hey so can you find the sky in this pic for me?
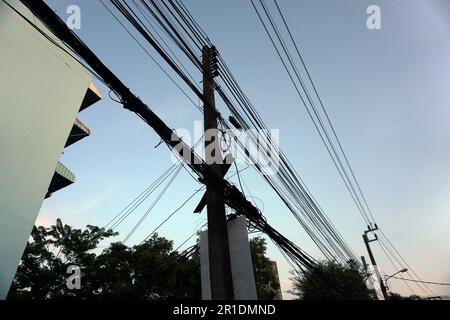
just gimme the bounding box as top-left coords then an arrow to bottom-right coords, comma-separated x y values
37,0 -> 450,299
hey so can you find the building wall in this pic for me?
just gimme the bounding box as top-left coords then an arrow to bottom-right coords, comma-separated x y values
269,261 -> 283,300
0,0 -> 93,299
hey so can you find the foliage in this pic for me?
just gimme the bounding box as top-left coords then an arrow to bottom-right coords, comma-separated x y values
8,221 -> 277,300
8,219 -> 117,299
289,260 -> 373,300
389,292 -> 422,300
8,220 -> 200,300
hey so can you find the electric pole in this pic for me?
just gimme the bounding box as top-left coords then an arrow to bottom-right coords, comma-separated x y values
363,225 -> 389,300
202,45 -> 234,300
361,255 -> 379,300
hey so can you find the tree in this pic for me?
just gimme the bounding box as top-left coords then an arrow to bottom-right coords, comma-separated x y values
250,237 -> 280,300
8,219 -> 117,300
389,292 -> 422,300
8,221 -> 277,300
90,234 -> 201,300
289,260 -> 373,300
8,220 -> 201,300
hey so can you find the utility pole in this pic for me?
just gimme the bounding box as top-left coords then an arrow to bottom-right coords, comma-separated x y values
202,45 -> 234,300
22,0 -> 299,301
363,225 -> 389,300
361,255 -> 379,300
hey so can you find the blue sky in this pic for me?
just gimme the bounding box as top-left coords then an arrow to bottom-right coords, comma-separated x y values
38,0 -> 450,298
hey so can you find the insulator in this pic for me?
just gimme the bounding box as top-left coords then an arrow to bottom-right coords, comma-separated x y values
210,56 -> 218,65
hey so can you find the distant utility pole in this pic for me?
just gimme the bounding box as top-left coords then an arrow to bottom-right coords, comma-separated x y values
361,255 -> 379,300
202,45 -> 234,300
363,225 -> 389,300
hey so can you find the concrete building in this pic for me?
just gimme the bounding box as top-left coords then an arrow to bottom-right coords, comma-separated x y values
0,0 -> 101,299
268,260 -> 283,300
46,84 -> 101,199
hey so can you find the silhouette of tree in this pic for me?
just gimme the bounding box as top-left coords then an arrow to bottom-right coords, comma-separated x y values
9,221 -> 277,300
289,260 -> 373,300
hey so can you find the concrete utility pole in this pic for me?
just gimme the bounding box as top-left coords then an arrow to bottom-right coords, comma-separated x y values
202,45 -> 234,300
361,255 -> 379,300
363,226 -> 389,300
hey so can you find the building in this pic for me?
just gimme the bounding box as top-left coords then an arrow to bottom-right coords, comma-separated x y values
0,0 -> 101,299
268,260 -> 283,300
46,84 -> 101,198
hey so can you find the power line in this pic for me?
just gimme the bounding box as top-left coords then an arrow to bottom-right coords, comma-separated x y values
173,222 -> 207,253
389,277 -> 450,286
273,0 -> 376,224
140,186 -> 205,244
106,0 -> 360,265
120,136 -> 205,243
377,237 -> 416,295
98,0 -> 201,112
1,0 -> 109,88
122,164 -> 183,243
109,164 -> 180,231
379,230 -> 437,296
109,0 -> 357,266
103,164 -> 179,230
18,0 -> 367,295
251,0 -> 435,295
251,0 -> 372,226
17,0 -> 360,280
132,0 -> 201,91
